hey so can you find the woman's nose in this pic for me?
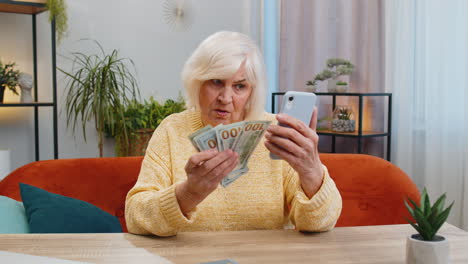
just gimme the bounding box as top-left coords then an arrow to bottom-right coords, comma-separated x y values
218,86 -> 233,104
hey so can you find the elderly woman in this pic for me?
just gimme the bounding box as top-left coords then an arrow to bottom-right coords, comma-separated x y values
125,31 -> 342,236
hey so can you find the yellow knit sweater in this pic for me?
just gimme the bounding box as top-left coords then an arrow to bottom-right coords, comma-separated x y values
125,110 -> 342,236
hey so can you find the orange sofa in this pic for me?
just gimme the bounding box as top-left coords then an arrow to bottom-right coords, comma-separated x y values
0,154 -> 420,232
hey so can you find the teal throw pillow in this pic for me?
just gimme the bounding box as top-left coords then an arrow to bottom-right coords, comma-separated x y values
19,183 -> 122,233
0,196 -> 30,234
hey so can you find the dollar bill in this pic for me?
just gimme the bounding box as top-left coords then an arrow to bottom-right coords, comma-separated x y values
232,120 -> 271,168
189,125 -> 213,151
188,120 -> 271,187
221,120 -> 271,187
192,124 -> 221,151
216,121 -> 245,151
221,167 -> 249,187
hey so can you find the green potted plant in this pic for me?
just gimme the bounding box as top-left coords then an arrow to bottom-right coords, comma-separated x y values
106,96 -> 186,157
405,188 -> 454,264
331,105 -> 355,132
46,0 -> 68,44
59,40 -> 139,157
308,58 -> 354,92
0,60 -> 20,103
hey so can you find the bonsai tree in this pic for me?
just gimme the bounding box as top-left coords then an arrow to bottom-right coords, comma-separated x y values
0,60 -> 20,103
307,58 -> 355,85
46,0 -> 68,44
105,96 -> 186,156
60,40 -> 140,157
405,188 -> 454,241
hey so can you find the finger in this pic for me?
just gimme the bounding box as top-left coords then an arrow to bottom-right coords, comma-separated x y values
266,124 -> 310,149
309,107 -> 318,131
276,114 -> 315,139
265,132 -> 306,158
211,153 -> 239,182
265,141 -> 297,164
197,150 -> 235,176
185,149 -> 218,171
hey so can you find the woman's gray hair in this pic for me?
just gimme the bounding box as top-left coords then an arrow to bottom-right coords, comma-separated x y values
181,31 -> 266,120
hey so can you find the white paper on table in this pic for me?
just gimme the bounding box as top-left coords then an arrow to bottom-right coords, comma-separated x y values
0,250 -> 90,263
0,249 -> 174,264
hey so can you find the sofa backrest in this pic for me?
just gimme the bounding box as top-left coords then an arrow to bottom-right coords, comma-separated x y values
0,157 -> 143,232
320,154 -> 420,227
0,154 -> 420,232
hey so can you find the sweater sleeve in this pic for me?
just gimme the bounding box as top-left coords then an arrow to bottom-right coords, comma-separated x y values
125,121 -> 197,237
283,163 -> 342,232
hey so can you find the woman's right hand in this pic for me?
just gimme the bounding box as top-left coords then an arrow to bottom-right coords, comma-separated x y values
176,149 -> 238,215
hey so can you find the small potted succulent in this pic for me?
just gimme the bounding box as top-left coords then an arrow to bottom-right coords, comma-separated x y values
331,105 -> 355,132
405,188 -> 454,264
308,58 -> 355,92
0,60 -> 20,103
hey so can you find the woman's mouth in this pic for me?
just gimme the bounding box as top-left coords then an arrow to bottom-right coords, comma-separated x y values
215,109 -> 230,118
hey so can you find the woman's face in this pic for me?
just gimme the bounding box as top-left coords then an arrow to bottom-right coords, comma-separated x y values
199,66 -> 253,126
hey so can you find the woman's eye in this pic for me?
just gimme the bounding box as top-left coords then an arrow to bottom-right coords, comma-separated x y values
234,84 -> 246,90
211,79 -> 223,86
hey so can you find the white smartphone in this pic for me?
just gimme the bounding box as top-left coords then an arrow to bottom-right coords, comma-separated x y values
270,91 -> 317,160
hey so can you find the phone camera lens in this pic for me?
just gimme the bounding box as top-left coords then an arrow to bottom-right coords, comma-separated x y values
288,96 -> 294,101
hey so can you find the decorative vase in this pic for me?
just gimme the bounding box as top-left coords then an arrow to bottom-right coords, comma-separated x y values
327,79 -> 338,92
305,85 -> 317,93
406,234 -> 449,264
18,73 -> 33,103
331,105 -> 355,132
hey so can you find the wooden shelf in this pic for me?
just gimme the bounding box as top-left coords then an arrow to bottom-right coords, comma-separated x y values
317,129 -> 388,138
0,102 -> 53,107
0,0 -> 46,15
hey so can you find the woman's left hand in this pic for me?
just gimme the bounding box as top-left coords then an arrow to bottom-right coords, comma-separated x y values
264,107 -> 324,199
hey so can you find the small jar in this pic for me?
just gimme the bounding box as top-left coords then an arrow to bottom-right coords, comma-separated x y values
331,105 -> 355,132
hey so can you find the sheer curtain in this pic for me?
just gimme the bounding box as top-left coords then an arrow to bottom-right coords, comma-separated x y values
386,0 -> 468,229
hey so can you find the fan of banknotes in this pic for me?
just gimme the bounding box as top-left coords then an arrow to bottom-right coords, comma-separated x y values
189,120 -> 271,187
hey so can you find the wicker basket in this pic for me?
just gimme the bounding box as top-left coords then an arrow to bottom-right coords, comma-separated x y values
116,128 -> 154,157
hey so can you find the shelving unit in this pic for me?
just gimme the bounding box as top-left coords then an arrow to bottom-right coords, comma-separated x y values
271,92 -> 392,161
0,0 -> 58,161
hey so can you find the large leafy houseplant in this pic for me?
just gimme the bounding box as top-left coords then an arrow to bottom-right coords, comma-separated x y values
106,96 -> 186,156
405,188 -> 454,264
0,60 -> 20,103
60,41 -> 139,157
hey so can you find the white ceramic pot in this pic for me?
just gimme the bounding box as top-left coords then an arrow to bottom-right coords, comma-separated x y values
406,234 -> 449,264
336,84 -> 348,93
327,79 -> 338,92
305,85 -> 317,93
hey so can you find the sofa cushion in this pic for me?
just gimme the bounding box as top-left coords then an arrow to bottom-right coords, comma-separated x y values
20,183 -> 122,233
0,196 -> 29,234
